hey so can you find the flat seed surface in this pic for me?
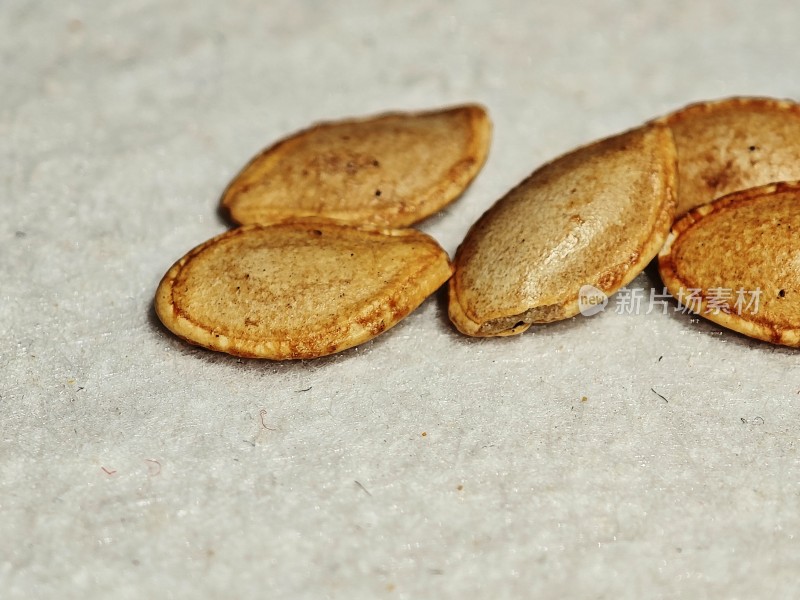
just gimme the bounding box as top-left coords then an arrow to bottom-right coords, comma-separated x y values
221,104 -> 491,228
449,123 -> 677,336
155,220 -> 453,359
658,96 -> 800,216
659,181 -> 800,347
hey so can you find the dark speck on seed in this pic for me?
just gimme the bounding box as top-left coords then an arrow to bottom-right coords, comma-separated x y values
375,189 -> 382,197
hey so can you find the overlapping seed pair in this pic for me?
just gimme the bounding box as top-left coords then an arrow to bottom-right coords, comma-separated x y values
156,105 -> 491,359
657,98 -> 800,346
451,96 -> 800,347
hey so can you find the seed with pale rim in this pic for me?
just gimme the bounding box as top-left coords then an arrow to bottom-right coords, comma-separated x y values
449,122 -> 677,337
221,105 -> 491,228
656,96 -> 800,216
155,219 -> 453,359
659,180 -> 800,347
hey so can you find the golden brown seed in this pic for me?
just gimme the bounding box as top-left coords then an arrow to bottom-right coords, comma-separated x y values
656,96 -> 800,216
155,220 -> 453,359
449,123 -> 677,337
658,181 -> 800,347
221,105 -> 491,228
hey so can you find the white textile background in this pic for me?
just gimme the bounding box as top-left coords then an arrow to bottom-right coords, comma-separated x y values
2,1 -> 799,598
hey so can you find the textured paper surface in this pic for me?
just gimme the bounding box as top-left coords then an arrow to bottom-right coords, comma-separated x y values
2,1 -> 799,598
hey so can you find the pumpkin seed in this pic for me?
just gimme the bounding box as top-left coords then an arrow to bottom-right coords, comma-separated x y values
659,180 -> 800,347
657,96 -> 800,216
449,123 -> 677,336
155,219 -> 453,359
221,105 -> 491,228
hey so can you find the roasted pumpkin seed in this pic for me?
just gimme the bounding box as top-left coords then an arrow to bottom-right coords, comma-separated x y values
221,105 -> 491,228
155,219 -> 453,359
657,96 -> 800,216
659,180 -> 800,347
449,123 -> 677,336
